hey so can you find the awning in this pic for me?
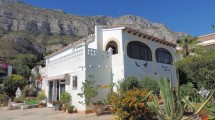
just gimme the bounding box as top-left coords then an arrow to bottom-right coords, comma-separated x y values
42,74 -> 66,81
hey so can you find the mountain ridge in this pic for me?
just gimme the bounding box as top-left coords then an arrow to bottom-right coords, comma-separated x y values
0,0 -> 185,57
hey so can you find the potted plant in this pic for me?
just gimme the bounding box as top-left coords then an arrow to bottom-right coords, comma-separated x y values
60,92 -> 71,112
91,101 -> 106,116
105,82 -> 115,112
57,100 -> 62,111
77,75 -> 106,116
67,104 -> 74,113
37,90 -> 46,108
52,101 -> 57,110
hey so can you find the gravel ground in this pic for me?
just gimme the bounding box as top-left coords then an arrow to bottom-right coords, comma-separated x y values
0,107 -> 115,120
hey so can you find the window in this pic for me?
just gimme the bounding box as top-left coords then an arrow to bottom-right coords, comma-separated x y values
156,48 -> 172,64
73,76 -> 77,90
105,41 -> 118,54
127,41 -> 152,61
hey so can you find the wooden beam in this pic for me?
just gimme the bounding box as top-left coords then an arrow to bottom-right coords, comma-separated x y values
138,33 -> 142,37
163,41 -> 168,45
142,35 -> 147,38
133,32 -> 137,35
151,37 -> 156,41
127,30 -> 132,34
155,38 -> 160,42
147,36 -> 152,40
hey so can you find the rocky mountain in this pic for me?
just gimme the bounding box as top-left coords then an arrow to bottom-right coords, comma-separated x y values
0,0 -> 185,57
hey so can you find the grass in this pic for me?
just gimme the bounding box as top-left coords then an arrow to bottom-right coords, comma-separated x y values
26,99 -> 39,105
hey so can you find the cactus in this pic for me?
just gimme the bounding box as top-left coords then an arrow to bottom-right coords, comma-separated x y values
146,77 -> 214,120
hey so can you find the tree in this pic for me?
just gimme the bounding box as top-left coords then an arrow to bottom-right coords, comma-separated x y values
3,74 -> 27,97
176,49 -> 215,89
31,65 -> 42,91
11,60 -> 31,78
175,35 -> 202,58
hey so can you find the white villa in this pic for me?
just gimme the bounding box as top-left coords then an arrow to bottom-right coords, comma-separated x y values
39,26 -> 177,113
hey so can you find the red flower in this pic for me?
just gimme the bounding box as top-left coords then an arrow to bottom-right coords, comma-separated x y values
0,63 -> 9,69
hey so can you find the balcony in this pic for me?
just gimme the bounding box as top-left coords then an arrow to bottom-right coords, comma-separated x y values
44,45 -> 111,76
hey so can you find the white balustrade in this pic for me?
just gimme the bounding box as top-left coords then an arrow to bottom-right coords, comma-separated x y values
44,46 -> 111,76
87,48 -> 110,58
47,48 -> 84,66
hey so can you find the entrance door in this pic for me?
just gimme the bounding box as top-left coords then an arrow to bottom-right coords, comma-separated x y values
56,80 -> 65,101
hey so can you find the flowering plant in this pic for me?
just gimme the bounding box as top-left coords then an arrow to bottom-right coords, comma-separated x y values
110,89 -> 153,120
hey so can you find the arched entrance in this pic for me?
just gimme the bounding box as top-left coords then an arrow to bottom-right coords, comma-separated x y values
105,41 -> 118,54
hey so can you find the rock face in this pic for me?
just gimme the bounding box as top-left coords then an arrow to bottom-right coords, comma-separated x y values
0,0 -> 185,56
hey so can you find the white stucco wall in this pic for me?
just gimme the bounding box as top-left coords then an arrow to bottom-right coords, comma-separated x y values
122,32 -> 177,85
102,28 -> 125,91
66,71 -> 86,111
88,26 -> 105,50
85,48 -> 112,106
46,46 -> 85,76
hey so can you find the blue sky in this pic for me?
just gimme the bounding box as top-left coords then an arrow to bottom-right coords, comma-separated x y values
23,0 -> 215,36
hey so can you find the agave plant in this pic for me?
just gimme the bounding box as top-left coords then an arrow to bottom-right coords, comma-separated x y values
146,77 -> 214,120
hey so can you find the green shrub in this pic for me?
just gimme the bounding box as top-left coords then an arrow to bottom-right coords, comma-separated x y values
67,104 -> 74,113
179,82 -> 201,103
3,74 -> 27,97
37,90 -> 46,102
0,94 -> 8,102
110,89 -> 153,120
119,76 -> 140,92
13,94 -> 25,103
28,89 -> 37,97
22,85 -> 30,96
22,85 -> 37,97
140,77 -> 159,93
60,92 -> 71,105
77,75 -> 98,105
0,85 -> 4,94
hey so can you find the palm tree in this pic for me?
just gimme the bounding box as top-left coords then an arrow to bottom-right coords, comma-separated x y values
175,35 -> 201,58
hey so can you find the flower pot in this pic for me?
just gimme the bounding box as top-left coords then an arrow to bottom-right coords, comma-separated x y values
62,107 -> 66,112
108,105 -> 114,113
73,109 -> 77,113
57,103 -> 62,111
38,103 -> 46,108
67,110 -> 73,114
91,104 -> 106,116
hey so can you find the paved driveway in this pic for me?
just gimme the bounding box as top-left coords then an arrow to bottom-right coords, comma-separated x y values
0,107 -> 115,120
